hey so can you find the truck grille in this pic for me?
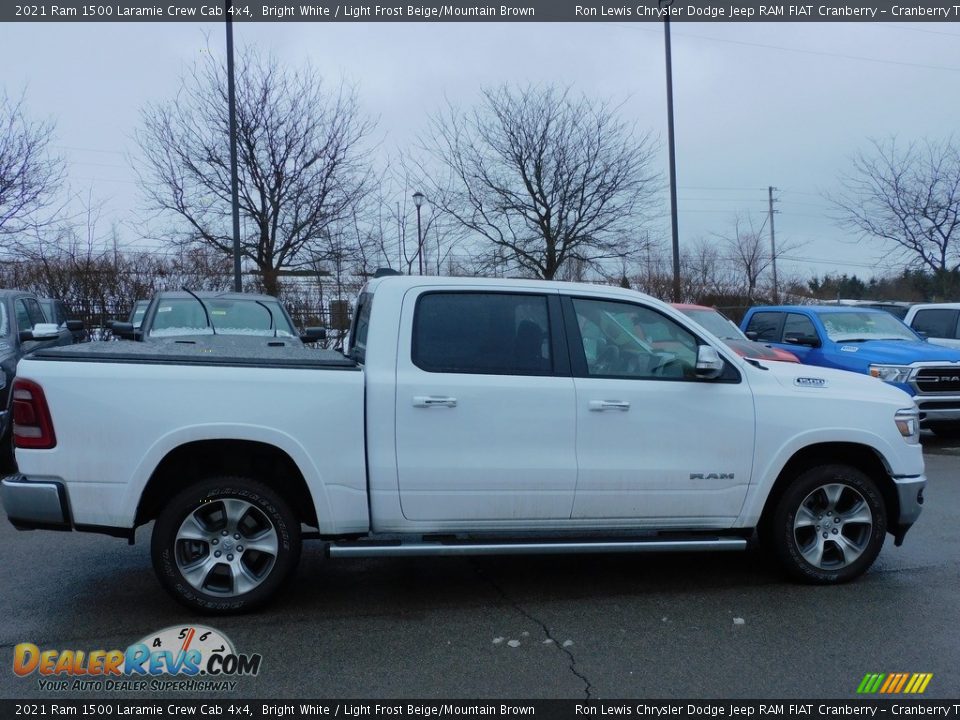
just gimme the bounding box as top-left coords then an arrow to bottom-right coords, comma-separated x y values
915,368 -> 960,393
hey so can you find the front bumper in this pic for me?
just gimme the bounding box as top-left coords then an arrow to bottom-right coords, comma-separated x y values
891,474 -> 925,546
0,474 -> 70,531
914,396 -> 960,423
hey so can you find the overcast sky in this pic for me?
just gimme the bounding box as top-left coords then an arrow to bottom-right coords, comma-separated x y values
3,20 -> 960,283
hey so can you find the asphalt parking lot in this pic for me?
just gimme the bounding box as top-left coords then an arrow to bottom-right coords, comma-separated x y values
1,442 -> 957,701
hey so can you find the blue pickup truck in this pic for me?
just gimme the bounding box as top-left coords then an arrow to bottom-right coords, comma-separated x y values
741,305 -> 960,438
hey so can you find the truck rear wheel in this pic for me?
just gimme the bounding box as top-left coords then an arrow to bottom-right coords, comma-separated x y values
771,465 -> 886,584
151,476 -> 301,613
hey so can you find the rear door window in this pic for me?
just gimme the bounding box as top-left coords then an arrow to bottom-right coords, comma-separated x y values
413,292 -> 552,375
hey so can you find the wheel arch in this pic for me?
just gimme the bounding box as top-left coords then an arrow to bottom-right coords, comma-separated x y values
757,442 -> 899,538
135,439 -> 319,529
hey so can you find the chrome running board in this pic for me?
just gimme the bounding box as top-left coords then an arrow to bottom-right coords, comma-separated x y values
327,537 -> 747,558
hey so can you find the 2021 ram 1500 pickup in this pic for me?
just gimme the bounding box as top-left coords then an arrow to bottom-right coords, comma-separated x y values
1,276 -> 926,612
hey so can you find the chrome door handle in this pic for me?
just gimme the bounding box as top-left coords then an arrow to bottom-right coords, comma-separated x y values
589,400 -> 630,411
413,395 -> 458,408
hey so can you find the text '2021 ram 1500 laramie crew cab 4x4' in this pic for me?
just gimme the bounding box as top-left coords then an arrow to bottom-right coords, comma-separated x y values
2,276 -> 925,612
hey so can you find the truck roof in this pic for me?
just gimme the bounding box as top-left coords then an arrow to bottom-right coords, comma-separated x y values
748,305 -> 893,315
363,274 -> 664,303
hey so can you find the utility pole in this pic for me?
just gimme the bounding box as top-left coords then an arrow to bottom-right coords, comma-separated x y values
226,0 -> 242,292
663,16 -> 681,303
768,185 -> 778,303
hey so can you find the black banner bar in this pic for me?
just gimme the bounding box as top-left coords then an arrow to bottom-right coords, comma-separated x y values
3,700 -> 960,720
4,0 -> 960,23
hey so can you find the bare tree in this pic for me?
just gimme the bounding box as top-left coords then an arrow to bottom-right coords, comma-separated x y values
833,137 -> 960,275
684,237 -> 729,300
135,48 -> 375,296
0,90 -> 64,240
422,84 -> 661,280
721,215 -> 770,303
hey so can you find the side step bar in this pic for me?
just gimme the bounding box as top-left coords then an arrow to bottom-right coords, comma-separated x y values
328,537 -> 747,558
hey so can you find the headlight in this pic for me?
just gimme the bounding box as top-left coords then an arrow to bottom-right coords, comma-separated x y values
869,365 -> 912,383
895,408 -> 920,444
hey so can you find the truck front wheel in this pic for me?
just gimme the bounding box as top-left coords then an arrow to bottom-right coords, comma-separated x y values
151,476 -> 301,613
771,465 -> 886,584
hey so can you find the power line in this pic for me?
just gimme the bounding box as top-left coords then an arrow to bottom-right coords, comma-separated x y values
780,255 -> 884,269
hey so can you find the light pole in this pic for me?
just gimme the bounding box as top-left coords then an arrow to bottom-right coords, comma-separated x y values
663,14 -> 681,303
225,0 -> 242,292
413,191 -> 425,275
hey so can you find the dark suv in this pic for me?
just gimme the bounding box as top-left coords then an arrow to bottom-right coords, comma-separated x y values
0,290 -> 77,472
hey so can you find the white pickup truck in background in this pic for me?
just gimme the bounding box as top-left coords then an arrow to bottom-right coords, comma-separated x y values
1,275 -> 926,612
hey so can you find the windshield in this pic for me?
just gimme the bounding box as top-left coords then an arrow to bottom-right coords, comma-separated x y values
681,308 -> 746,341
816,310 -> 918,342
148,298 -> 297,338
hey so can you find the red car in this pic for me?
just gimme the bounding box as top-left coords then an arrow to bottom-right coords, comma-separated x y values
673,304 -> 799,363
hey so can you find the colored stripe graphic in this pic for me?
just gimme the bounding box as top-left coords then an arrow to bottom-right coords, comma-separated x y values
857,672 -> 932,694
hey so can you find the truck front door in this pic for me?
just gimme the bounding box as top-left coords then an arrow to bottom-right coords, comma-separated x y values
565,297 -> 755,525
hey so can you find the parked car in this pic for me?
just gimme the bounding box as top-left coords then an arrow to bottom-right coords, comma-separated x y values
822,300 -> 913,320
903,303 -> 960,349
3,276 -> 924,612
0,290 -> 76,472
673,304 -> 799,363
741,305 -> 960,437
38,298 -> 85,343
112,291 -> 324,346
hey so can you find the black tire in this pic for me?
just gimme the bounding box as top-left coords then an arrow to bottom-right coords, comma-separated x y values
771,464 -> 886,584
929,422 -> 960,440
151,476 -> 301,613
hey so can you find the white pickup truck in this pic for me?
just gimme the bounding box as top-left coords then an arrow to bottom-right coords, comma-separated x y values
2,276 -> 926,612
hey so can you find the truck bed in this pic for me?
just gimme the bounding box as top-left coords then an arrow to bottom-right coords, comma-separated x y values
28,339 -> 358,370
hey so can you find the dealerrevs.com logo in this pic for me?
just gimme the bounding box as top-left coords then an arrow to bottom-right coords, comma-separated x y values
13,625 -> 261,692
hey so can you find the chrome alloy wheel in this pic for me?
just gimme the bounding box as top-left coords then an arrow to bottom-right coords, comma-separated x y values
175,498 -> 279,597
793,482 -> 874,570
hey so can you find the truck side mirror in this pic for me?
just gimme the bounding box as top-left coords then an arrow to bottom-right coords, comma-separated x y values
300,327 -> 327,343
20,323 -> 62,343
695,345 -> 724,380
745,330 -> 759,341
112,322 -> 137,340
66,320 -> 85,332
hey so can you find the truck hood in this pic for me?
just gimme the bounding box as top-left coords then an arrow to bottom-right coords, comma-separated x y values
754,357 -> 914,404
831,339 -> 960,365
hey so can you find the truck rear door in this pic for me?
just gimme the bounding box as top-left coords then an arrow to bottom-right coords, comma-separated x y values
394,288 -> 577,522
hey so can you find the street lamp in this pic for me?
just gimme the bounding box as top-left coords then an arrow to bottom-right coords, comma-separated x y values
413,191 -> 425,275
225,0 -> 241,292
663,13 -> 681,303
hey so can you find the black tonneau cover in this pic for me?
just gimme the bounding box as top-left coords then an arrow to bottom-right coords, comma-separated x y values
28,338 -> 358,370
